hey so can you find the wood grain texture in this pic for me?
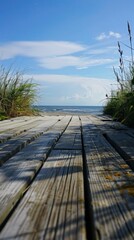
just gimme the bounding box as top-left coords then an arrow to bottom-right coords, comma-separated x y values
104,132 -> 134,171
0,115 -> 134,240
0,116 -> 63,143
0,150 -> 86,240
0,116 -> 64,165
81,116 -> 134,240
87,115 -> 134,171
55,116 -> 82,150
0,116 -> 71,229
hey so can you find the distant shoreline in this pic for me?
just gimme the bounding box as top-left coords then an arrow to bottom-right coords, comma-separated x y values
34,105 -> 104,116
38,111 -> 104,117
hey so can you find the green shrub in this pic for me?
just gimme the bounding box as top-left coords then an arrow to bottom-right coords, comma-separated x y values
104,23 -> 134,128
104,98 -> 118,116
104,91 -> 134,127
0,66 -> 37,118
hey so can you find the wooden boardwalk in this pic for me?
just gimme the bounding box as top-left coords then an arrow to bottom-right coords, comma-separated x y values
0,114 -> 133,239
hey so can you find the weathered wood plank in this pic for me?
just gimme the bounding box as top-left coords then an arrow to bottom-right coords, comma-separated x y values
55,116 -> 82,150
0,114 -> 133,240
0,116 -> 32,126
84,115 -> 134,171
0,116 -> 71,229
0,118 -> 46,135
54,132 -> 82,150
104,132 -> 134,171
0,116 -> 64,166
0,116 -> 38,131
0,118 -> 41,143
87,114 -> 127,133
0,116 -> 63,143
81,116 -> 134,240
0,150 -> 86,240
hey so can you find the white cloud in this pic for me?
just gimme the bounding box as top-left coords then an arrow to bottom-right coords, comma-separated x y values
62,93 -> 88,101
89,46 -> 117,55
65,79 -> 115,105
62,85 -> 92,102
39,56 -> 114,69
25,73 -> 116,105
0,41 -> 115,69
0,41 -> 86,60
26,73 -> 113,85
77,66 -> 89,70
109,31 -> 121,38
96,33 -> 108,41
39,56 -> 80,69
96,31 -> 121,41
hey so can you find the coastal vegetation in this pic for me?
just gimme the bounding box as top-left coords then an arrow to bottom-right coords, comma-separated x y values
0,66 -> 37,120
104,22 -> 134,127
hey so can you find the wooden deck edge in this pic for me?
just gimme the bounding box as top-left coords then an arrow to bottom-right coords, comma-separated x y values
0,162 -> 43,230
103,133 -> 134,171
0,116 -> 69,167
0,131 -> 45,167
0,117 -> 72,230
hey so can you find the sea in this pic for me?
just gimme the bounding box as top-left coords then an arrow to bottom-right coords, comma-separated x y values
35,105 -> 104,116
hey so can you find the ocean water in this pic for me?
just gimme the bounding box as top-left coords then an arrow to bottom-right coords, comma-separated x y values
35,105 -> 104,116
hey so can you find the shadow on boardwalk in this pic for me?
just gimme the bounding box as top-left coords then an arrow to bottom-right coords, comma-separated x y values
0,117 -> 134,239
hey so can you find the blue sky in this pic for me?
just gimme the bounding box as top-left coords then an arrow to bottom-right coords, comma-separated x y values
0,0 -> 134,106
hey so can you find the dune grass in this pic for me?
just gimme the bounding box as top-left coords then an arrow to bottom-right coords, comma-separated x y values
0,66 -> 37,120
104,90 -> 134,127
104,23 -> 134,128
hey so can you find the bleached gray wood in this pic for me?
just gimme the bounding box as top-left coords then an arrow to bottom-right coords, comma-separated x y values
54,132 -> 82,150
87,115 -> 134,171
55,116 -> 82,150
0,116 -> 71,228
81,116 -> 134,240
0,116 -> 63,143
0,150 -> 86,240
0,116 -> 32,126
0,117 -> 37,131
86,114 -> 120,134
0,116 -> 64,165
0,119 -> 42,143
105,132 -> 134,171
1,114 -> 134,239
